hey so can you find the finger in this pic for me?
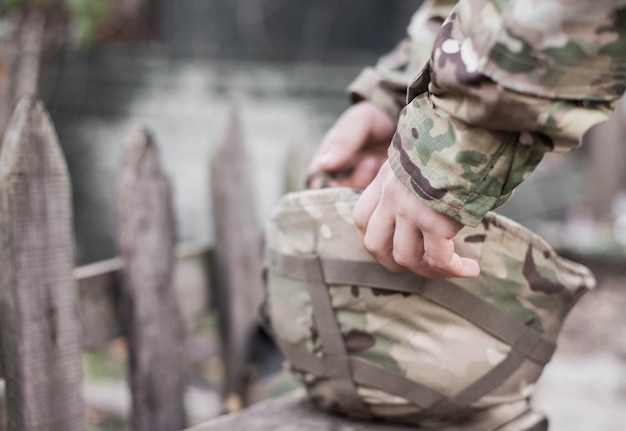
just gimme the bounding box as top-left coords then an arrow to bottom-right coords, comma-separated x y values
422,233 -> 480,278
328,156 -> 385,190
391,215 -> 425,273
314,102 -> 393,172
311,105 -> 370,171
309,102 -> 395,175
363,206 -> 405,272
391,221 -> 458,279
352,180 -> 380,236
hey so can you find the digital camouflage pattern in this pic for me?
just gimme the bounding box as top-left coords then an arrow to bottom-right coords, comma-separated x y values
263,188 -> 594,429
350,0 -> 626,226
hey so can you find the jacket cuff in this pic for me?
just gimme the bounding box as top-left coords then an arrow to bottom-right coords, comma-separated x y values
388,94 -> 550,227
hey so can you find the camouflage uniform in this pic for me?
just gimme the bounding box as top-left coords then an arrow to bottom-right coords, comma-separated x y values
349,0 -> 626,226
263,1 -> 626,429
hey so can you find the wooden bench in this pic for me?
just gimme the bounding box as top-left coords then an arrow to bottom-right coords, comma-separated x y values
189,385 -> 559,431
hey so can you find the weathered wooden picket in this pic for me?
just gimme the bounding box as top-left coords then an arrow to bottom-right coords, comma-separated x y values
210,108 -> 265,411
117,128 -> 187,431
0,96 -> 85,431
0,96 -> 264,431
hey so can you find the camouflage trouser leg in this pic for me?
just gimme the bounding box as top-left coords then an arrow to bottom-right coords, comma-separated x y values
264,188 -> 595,431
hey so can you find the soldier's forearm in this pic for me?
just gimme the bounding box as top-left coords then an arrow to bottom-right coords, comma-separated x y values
392,0 -> 626,225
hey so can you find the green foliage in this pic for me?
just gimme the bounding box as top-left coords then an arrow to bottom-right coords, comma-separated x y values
0,0 -> 56,14
0,0 -> 114,43
66,0 -> 113,43
0,0 -> 22,13
83,340 -> 128,381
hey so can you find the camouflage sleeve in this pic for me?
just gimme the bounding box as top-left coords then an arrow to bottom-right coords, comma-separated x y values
390,0 -> 626,227
347,0 -> 458,120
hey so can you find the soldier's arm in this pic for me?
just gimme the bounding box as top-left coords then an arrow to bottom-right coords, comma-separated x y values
390,0 -> 626,227
354,0 -> 626,278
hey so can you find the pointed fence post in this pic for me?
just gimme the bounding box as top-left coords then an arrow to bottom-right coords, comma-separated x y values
117,127 -> 187,431
210,108 -> 264,409
0,96 -> 85,431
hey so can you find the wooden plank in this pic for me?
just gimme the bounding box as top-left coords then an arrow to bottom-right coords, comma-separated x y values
117,127 -> 186,431
184,391 -> 418,431
185,391 -> 548,431
0,96 -> 85,431
210,107 -> 264,408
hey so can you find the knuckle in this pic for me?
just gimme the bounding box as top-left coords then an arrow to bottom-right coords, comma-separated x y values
385,264 -> 406,273
392,249 -> 412,268
424,254 -> 446,269
395,206 -> 410,219
362,236 -> 378,255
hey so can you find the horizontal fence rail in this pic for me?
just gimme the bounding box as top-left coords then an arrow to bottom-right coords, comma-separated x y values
75,240 -> 212,350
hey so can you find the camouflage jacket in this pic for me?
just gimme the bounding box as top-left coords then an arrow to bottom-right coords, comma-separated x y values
349,0 -> 626,226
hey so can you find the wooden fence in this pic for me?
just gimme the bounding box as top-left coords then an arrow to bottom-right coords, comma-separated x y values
0,96 -> 267,431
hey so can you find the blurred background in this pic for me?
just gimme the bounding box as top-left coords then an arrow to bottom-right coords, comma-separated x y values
0,1 -> 625,430
2,0 -> 420,265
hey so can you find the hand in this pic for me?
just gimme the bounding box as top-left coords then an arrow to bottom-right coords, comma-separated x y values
307,101 -> 395,190
353,161 -> 480,278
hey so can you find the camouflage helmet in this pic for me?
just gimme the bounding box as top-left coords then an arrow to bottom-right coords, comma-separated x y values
262,187 -> 594,429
